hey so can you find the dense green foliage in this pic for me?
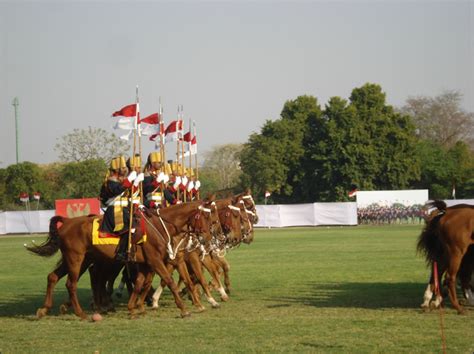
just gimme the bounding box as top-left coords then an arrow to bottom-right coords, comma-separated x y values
0,159 -> 107,210
1,226 -> 473,353
240,84 -> 474,202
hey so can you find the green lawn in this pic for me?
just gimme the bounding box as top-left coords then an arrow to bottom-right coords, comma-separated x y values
0,225 -> 473,353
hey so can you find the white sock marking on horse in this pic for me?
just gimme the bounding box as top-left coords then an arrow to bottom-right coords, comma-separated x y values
152,285 -> 164,309
421,283 -> 432,308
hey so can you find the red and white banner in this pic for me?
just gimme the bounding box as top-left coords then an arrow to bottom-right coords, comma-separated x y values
112,103 -> 137,117
165,120 -> 183,143
55,198 -> 101,218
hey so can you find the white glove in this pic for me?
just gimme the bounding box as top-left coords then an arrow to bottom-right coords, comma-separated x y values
138,204 -> 146,211
133,173 -> 144,187
157,172 -> 165,183
187,181 -> 194,192
174,176 -> 182,189
163,174 -> 170,184
195,180 -> 201,190
182,176 -> 188,186
127,171 -> 137,183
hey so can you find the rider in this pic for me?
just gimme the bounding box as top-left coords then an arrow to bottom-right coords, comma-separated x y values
99,155 -> 144,261
143,151 -> 175,208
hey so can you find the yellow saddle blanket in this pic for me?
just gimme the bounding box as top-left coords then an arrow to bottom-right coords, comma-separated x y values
91,218 -> 147,245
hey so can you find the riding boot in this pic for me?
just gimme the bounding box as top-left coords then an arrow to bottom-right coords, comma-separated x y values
115,234 -> 129,262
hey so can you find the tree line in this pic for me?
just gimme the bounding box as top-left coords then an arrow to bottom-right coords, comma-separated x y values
1,83 -> 473,209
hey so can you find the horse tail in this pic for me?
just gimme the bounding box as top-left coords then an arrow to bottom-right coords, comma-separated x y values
25,215 -> 64,257
416,200 -> 447,265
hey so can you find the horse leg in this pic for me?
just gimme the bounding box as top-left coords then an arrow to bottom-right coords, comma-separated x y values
202,254 -> 229,301
135,266 -> 155,314
37,260 -> 68,318
151,280 -> 165,310
188,252 -> 219,308
216,256 -> 231,294
445,251 -> 465,314
127,269 -> 145,319
176,255 -> 205,312
152,260 -> 190,318
63,252 -> 88,320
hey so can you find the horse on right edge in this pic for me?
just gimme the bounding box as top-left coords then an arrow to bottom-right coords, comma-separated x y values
417,200 -> 474,314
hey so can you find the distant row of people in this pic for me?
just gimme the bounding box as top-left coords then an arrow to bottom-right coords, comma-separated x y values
357,204 -> 425,224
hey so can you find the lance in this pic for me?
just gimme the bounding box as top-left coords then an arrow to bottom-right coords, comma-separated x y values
127,85 -> 140,260
181,105 -> 186,203
157,98 -> 165,205
194,120 -> 200,200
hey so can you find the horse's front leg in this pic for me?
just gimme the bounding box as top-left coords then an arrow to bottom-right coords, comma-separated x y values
176,252 -> 205,312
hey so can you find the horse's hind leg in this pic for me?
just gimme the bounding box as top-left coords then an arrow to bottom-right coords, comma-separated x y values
445,251 -> 465,314
37,260 -> 68,318
64,252 -> 88,320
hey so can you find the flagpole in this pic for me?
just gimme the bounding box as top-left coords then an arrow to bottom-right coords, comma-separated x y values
194,120 -> 200,200
181,105 -> 186,203
176,106 -> 181,202
127,86 -> 139,260
159,98 -> 166,206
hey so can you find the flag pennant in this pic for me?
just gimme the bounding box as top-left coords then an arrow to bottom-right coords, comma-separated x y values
183,131 -> 192,142
114,117 -> 135,130
112,103 -> 137,117
141,123 -> 161,137
33,192 -> 41,200
348,189 -> 357,198
19,192 -> 29,203
140,113 -> 160,125
165,120 -> 183,143
120,130 -> 133,141
184,135 -> 197,156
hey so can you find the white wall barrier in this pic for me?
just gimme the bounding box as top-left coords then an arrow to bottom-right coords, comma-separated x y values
0,210 -> 55,234
0,199 -> 472,234
255,202 -> 358,227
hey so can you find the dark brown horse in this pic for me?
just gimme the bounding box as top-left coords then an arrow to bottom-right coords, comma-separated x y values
417,200 -> 474,314
27,200 -> 216,319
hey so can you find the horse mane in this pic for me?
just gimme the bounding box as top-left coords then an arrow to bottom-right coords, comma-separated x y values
416,205 -> 445,265
425,200 -> 447,212
25,215 -> 63,257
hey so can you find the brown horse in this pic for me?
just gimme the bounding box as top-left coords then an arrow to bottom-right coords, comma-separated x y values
27,200 -> 216,319
417,200 -> 474,314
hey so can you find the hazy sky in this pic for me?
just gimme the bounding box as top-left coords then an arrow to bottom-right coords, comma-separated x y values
0,1 -> 472,167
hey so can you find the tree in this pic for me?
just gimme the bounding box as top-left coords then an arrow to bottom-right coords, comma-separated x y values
240,85 -> 421,203
55,127 -> 130,162
202,144 -> 243,191
401,91 -> 474,149
240,96 -> 322,203
57,159 -> 108,199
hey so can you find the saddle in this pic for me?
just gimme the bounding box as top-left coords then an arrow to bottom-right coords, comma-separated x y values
92,218 -> 147,246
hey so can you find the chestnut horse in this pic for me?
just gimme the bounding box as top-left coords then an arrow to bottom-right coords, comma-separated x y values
27,200 -> 216,319
417,200 -> 474,314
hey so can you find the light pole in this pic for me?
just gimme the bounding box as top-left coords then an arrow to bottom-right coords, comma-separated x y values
12,97 -> 19,164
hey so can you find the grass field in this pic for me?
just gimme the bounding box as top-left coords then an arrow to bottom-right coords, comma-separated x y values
0,225 -> 473,353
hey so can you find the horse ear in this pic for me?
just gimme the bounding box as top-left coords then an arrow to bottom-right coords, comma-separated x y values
209,193 -> 216,202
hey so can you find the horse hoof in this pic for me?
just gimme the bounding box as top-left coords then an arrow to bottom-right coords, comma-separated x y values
181,311 -> 191,318
36,308 -> 48,319
151,305 -> 159,310
211,303 -> 220,309
59,304 -> 68,315
196,306 -> 206,313
221,295 -> 229,302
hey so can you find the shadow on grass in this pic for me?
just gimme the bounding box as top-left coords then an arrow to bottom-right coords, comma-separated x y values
269,282 -> 426,309
0,288 -> 121,317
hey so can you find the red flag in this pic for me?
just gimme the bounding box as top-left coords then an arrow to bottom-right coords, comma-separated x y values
33,192 -> 41,200
348,188 -> 357,198
19,192 -> 29,203
112,103 -> 137,117
140,113 -> 160,125
165,120 -> 183,143
183,131 -> 192,142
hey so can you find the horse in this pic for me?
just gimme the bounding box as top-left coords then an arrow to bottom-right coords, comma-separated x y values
416,200 -> 474,314
26,199 -> 217,319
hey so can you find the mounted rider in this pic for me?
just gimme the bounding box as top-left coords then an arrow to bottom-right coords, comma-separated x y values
143,151 -> 175,208
99,155 -> 144,261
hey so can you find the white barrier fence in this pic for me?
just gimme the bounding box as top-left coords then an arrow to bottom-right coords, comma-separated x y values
0,199 -> 472,234
255,203 -> 358,227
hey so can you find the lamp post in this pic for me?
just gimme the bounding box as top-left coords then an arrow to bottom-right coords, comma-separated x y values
12,97 -> 19,164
